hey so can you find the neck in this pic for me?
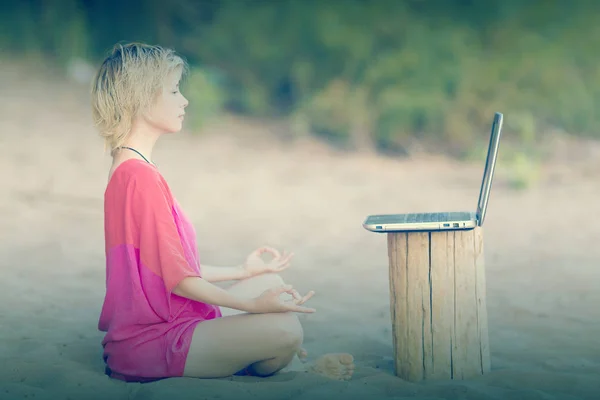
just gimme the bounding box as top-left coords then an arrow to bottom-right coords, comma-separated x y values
119,120 -> 161,162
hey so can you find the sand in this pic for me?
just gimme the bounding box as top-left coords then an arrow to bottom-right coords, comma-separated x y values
1,64 -> 599,400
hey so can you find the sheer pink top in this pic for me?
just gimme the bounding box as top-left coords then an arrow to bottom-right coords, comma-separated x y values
98,159 -> 221,382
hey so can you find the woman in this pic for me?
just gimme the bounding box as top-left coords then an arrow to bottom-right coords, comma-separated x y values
91,42 -> 322,382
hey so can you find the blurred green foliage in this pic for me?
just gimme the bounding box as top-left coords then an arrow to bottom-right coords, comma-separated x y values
1,0 -> 599,158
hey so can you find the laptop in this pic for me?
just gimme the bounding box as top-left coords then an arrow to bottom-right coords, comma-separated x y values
363,112 -> 503,233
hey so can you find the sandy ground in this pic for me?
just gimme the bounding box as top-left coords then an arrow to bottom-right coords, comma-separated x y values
1,64 -> 600,400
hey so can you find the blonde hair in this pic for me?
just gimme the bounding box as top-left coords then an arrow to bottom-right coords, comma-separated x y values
90,42 -> 188,152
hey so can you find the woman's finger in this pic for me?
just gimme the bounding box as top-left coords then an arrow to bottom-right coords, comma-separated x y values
267,263 -> 288,273
273,250 -> 290,262
280,253 -> 294,265
275,261 -> 291,271
266,255 -> 291,272
295,291 -> 315,305
302,291 -> 315,303
285,303 -> 316,313
282,251 -> 294,262
260,246 -> 281,259
290,289 -> 302,301
272,284 -> 294,296
281,298 -> 316,312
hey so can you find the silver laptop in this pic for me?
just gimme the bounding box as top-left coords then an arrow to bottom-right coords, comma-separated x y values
363,112 -> 503,233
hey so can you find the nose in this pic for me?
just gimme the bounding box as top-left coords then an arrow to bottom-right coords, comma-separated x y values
182,95 -> 189,109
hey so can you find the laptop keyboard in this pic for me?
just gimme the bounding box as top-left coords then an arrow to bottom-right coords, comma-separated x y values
406,213 -> 438,223
367,212 -> 473,224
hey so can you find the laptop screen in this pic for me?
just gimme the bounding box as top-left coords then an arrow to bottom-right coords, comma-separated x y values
476,112 -> 503,226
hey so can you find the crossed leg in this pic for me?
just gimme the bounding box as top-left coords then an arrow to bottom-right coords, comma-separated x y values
220,273 -> 306,375
183,273 -> 304,378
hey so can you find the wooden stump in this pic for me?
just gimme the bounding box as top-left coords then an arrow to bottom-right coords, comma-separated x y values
386,227 -> 490,382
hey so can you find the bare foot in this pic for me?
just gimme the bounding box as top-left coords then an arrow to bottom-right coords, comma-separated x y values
297,348 -> 308,363
309,353 -> 355,381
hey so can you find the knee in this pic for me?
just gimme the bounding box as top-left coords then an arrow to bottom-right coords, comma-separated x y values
256,272 -> 285,288
278,325 -> 303,352
271,313 -> 303,350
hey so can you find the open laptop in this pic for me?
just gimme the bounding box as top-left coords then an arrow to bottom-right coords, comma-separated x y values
363,112 -> 503,233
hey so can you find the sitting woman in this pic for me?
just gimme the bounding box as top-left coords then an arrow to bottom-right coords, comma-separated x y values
91,42 -> 353,382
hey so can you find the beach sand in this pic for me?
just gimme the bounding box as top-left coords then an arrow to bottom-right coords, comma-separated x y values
1,64 -> 599,400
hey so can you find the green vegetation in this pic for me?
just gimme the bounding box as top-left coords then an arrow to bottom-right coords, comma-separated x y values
1,0 -> 598,188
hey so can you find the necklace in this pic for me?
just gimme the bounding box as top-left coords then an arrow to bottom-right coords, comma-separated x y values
119,146 -> 154,165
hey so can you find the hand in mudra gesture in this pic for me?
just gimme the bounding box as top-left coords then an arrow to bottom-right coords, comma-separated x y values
243,246 -> 294,278
251,284 -> 316,314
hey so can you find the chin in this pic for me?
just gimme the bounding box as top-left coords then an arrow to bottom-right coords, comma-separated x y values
164,124 -> 183,134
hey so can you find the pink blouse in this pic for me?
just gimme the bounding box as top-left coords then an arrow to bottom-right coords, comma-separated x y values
98,159 -> 222,382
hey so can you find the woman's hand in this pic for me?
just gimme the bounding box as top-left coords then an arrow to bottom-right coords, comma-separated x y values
242,246 -> 294,278
249,284 -> 316,314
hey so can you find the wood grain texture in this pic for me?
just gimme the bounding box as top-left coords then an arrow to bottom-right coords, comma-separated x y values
387,227 -> 490,382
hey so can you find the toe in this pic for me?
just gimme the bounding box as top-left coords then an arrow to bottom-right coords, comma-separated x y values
297,348 -> 308,359
339,354 -> 354,364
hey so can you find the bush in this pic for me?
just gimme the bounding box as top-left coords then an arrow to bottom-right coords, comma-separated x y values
182,67 -> 226,132
3,0 -> 600,155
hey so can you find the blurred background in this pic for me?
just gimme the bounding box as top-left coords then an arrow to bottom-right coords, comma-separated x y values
1,1 -> 600,399
2,0 -> 600,182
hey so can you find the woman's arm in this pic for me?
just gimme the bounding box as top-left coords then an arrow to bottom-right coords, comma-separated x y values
173,276 -> 317,314
173,276 -> 256,312
200,264 -> 250,282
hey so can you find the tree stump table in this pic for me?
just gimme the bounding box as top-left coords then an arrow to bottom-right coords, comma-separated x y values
386,227 -> 491,381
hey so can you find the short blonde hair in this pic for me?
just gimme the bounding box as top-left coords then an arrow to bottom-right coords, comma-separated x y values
90,42 -> 188,152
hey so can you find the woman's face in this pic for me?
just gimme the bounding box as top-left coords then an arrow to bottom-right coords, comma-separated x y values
144,68 -> 189,134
